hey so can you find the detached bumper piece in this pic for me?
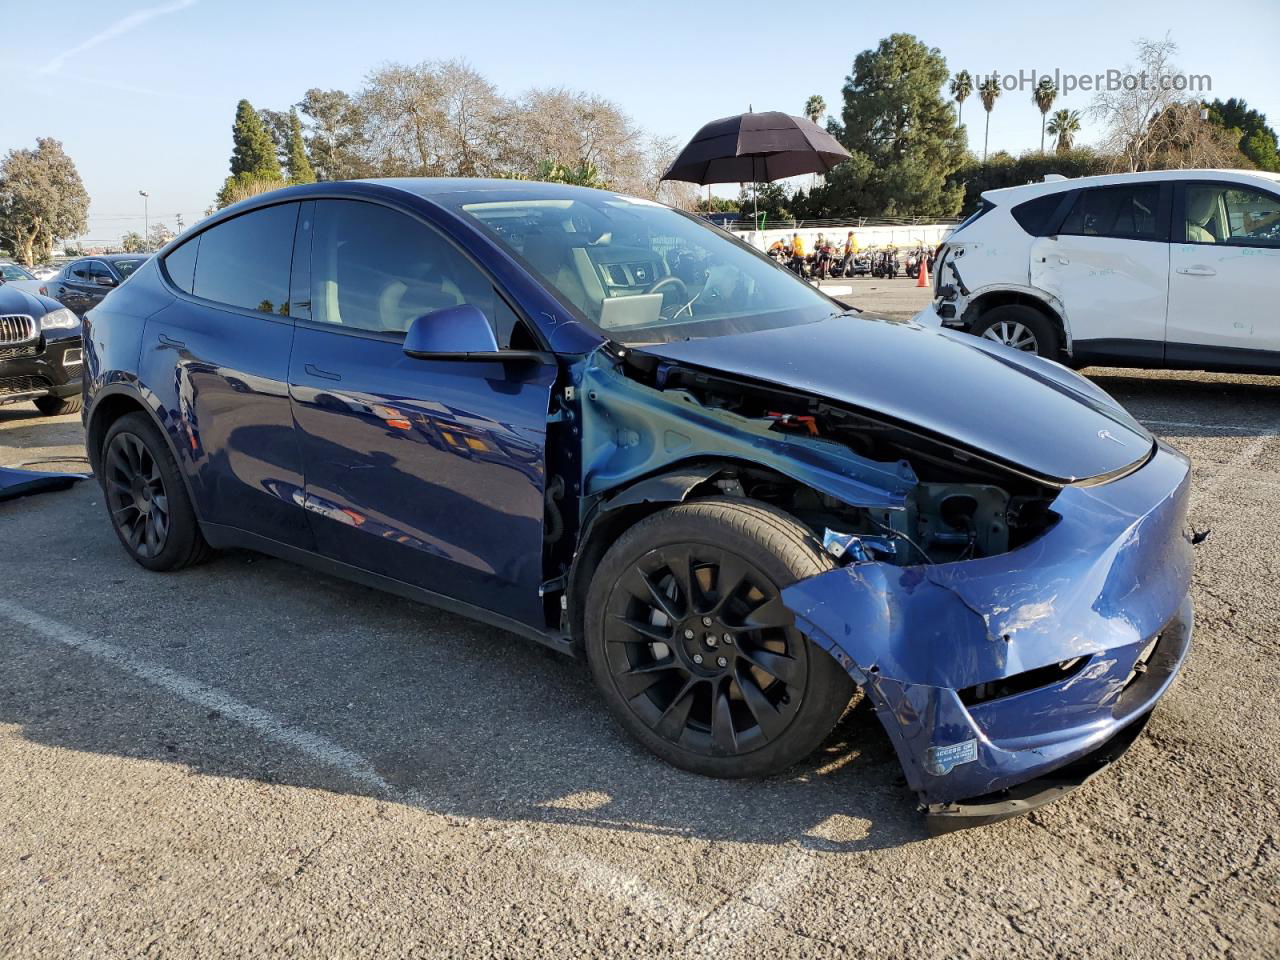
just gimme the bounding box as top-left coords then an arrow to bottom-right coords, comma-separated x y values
0,466 -> 88,502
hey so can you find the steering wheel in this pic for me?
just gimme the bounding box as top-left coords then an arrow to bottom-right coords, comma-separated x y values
646,275 -> 689,301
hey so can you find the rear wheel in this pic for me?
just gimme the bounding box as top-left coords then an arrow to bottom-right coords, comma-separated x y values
100,412 -> 211,571
585,498 -> 854,779
971,304 -> 1061,359
34,395 -> 81,416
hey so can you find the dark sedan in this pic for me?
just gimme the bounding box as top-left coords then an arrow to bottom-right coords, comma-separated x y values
81,179 -> 1195,831
42,253 -> 147,317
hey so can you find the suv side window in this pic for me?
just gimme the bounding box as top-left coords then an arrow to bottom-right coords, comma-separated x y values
308,199 -> 501,339
192,203 -> 299,315
162,237 -> 199,294
1010,193 -> 1067,236
1060,184 -> 1161,240
1182,183 -> 1280,247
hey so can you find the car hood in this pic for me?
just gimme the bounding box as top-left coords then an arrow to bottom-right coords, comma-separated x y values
633,314 -> 1152,483
0,284 -> 61,316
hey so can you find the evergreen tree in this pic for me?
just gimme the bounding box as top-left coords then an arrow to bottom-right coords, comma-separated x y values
798,34 -> 966,219
229,99 -> 280,179
286,109 -> 316,184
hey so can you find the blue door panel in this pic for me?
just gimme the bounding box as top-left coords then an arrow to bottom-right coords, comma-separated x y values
141,299 -> 312,549
289,328 -> 555,624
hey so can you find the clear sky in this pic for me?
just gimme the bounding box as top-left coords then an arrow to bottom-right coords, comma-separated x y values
7,0 -> 1278,245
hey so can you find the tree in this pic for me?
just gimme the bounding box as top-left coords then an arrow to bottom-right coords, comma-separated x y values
120,231 -> 144,253
1046,109 -> 1082,153
1205,98 -> 1279,172
360,59 -> 505,177
1090,36 -> 1188,172
737,181 -> 791,223
951,146 -> 1113,213
978,75 -> 1001,163
285,109 -> 316,184
1145,102 -> 1250,170
229,99 -> 280,179
147,222 -> 175,250
0,138 -> 89,266
1033,78 -> 1058,152
298,88 -> 369,180
257,108 -> 292,168
799,34 -> 966,220
949,70 -> 973,128
804,95 -> 826,125
505,86 -> 647,192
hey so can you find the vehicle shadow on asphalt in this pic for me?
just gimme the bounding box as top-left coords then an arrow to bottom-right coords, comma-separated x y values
0,485 -> 923,853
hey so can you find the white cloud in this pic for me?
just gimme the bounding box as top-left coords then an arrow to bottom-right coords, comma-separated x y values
38,0 -> 198,76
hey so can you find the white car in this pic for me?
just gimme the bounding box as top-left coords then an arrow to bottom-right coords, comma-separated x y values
917,169 -> 1280,372
0,261 -> 47,296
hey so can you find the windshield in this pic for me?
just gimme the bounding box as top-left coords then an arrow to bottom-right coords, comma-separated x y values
112,258 -> 145,279
455,193 -> 840,344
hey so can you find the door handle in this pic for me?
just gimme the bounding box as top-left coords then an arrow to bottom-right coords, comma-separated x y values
158,333 -> 185,348
304,363 -> 342,381
1177,265 -> 1217,277
1057,257 -> 1070,265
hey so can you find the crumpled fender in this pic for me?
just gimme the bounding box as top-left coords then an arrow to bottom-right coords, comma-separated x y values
781,443 -> 1194,802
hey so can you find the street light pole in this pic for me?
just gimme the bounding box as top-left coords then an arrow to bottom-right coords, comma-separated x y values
139,190 -> 150,250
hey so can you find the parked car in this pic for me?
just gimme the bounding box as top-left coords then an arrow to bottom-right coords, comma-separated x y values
0,283 -> 84,415
0,261 -> 47,296
83,179 -> 1194,830
42,253 -> 148,317
920,169 -> 1280,370
29,265 -> 60,281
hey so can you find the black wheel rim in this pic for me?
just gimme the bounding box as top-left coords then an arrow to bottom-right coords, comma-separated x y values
603,544 -> 809,758
104,432 -> 170,559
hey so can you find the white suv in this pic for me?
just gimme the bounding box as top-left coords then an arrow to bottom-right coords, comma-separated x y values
918,169 -> 1280,372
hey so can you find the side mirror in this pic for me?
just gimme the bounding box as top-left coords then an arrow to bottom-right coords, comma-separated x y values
95,275 -> 116,287
403,304 -> 552,363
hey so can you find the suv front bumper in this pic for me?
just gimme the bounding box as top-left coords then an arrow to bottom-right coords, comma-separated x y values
782,443 -> 1195,826
0,334 -> 83,404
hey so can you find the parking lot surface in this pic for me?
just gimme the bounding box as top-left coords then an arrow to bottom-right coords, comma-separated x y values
2,280 -> 1277,958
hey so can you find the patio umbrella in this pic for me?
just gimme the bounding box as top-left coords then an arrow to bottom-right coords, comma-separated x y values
661,111 -> 850,224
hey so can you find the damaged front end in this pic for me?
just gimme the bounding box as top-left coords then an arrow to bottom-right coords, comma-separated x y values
571,342 -> 1194,829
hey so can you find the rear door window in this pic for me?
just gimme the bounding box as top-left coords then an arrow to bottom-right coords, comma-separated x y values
191,203 -> 299,315
1060,184 -> 1161,240
69,260 -> 91,282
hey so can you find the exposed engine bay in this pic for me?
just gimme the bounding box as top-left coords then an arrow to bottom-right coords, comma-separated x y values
578,349 -> 1061,569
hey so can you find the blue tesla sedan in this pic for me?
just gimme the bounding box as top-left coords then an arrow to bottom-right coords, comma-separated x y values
81,179 -> 1194,830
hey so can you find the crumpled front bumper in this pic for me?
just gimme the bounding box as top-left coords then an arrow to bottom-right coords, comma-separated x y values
782,442 -> 1194,823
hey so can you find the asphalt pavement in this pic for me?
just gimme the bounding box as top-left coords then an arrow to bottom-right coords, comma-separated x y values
1,280 -> 1276,958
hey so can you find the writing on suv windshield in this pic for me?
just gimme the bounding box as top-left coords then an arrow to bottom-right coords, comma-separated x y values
457,194 -> 837,344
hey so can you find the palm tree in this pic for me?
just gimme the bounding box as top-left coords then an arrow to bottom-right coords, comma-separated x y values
949,71 -> 973,128
1046,109 -> 1082,154
803,95 -> 826,125
978,76 -> 1001,163
1032,78 -> 1058,153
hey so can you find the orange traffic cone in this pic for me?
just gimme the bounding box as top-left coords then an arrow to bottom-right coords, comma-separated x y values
916,258 -> 929,287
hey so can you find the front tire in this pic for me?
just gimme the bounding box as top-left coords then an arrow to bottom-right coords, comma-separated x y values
971,304 -> 1061,359
100,412 -> 211,571
585,498 -> 855,779
34,395 -> 81,416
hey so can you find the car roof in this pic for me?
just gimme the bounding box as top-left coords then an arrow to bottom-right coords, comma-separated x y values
983,168 -> 1280,204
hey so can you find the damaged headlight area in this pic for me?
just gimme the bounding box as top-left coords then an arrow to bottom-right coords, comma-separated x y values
570,346 -> 1194,829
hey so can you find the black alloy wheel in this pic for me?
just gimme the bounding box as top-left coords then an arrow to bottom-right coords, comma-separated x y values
99,411 -> 212,571
586,498 -> 854,779
104,431 -> 170,559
